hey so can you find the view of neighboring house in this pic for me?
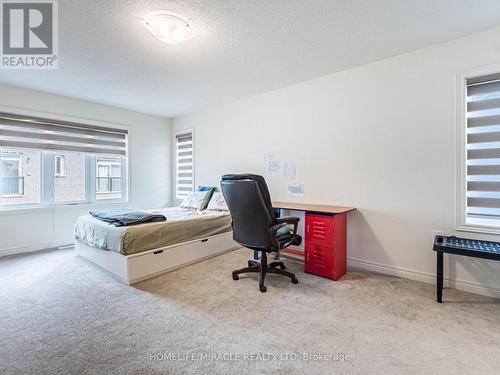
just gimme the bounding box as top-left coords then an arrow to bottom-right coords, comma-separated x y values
95,157 -> 122,200
0,150 -> 41,205
0,150 -> 122,204
53,152 -> 86,203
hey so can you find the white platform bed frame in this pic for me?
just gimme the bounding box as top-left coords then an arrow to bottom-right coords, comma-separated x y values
76,231 -> 239,285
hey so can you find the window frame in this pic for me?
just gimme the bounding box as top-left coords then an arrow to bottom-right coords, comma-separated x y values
0,148 -> 128,208
1,149 -> 42,206
0,106 -> 130,211
173,128 -> 195,203
457,63 -> 500,235
0,151 -> 23,197
50,152 -> 89,205
95,155 -> 126,200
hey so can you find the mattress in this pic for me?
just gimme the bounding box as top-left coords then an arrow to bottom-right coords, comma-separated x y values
74,207 -> 232,255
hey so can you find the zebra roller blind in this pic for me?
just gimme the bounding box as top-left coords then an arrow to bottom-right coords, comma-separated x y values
466,73 -> 500,219
0,112 -> 128,155
175,132 -> 193,199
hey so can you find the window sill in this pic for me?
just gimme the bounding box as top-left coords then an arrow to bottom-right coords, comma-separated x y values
0,200 -> 129,216
457,223 -> 500,236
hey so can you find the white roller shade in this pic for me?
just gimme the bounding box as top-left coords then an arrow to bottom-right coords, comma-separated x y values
466,74 -> 500,218
0,112 -> 128,156
175,132 -> 193,199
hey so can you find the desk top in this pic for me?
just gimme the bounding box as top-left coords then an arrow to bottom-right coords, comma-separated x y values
272,201 -> 356,214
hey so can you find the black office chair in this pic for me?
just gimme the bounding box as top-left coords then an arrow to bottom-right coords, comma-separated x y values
221,174 -> 302,292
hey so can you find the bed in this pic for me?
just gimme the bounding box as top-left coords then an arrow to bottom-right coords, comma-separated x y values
74,207 -> 238,284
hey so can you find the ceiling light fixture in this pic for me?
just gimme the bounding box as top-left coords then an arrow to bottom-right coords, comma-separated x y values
144,12 -> 194,45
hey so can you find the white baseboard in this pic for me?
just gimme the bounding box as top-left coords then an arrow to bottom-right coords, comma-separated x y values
348,256 -> 500,300
0,241 -> 73,258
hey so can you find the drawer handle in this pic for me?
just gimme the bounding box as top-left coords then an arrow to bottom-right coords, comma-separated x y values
201,239 -> 209,242
153,250 -> 163,255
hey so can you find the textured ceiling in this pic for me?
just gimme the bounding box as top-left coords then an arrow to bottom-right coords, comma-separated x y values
2,0 -> 500,118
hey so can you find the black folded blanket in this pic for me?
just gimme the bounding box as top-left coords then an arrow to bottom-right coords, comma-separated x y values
89,208 -> 166,227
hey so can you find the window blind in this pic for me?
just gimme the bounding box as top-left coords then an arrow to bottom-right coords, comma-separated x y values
175,132 -> 193,199
0,112 -> 127,156
466,73 -> 500,219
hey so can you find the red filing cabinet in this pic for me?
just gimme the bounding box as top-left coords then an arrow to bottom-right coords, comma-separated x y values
304,212 -> 347,280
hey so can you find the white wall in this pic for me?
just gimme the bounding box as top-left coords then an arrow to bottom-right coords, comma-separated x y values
0,84 -> 172,256
174,27 -> 500,298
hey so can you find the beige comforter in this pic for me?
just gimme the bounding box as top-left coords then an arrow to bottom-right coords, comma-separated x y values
74,207 -> 232,255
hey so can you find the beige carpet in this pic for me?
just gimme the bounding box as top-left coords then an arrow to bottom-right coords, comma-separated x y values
1,247 -> 499,375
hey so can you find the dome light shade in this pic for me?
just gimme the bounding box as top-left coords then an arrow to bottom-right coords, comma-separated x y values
144,12 -> 193,45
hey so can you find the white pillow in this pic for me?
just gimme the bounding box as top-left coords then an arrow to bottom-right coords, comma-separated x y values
207,192 -> 229,211
180,191 -> 210,210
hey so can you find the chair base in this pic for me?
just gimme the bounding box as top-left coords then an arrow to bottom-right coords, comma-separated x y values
232,251 -> 298,292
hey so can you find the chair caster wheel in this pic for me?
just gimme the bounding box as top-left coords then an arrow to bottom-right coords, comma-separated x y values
259,285 -> 267,293
232,272 -> 239,280
291,277 -> 299,284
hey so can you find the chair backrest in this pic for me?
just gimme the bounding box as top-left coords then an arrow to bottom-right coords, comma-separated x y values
221,174 -> 275,249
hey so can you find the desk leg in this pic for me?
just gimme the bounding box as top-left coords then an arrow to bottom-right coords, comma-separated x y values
437,251 -> 443,303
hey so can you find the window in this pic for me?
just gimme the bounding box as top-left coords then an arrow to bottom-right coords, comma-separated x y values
0,149 -> 41,205
460,71 -> 500,231
54,152 -> 86,203
96,156 -> 122,200
0,152 -> 21,195
55,155 -> 65,176
175,131 -> 194,200
0,112 -> 128,208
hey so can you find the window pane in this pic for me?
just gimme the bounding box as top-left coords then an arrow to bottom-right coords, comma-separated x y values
96,156 -> 122,200
54,152 -> 86,203
0,149 -> 41,205
55,155 -> 65,176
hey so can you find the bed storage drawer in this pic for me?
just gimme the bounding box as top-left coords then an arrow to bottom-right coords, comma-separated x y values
76,232 -> 237,285
127,233 -> 230,283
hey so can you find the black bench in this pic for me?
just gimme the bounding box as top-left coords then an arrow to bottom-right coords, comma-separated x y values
433,235 -> 500,303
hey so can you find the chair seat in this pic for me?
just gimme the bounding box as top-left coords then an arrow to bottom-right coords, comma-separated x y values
276,233 -> 302,248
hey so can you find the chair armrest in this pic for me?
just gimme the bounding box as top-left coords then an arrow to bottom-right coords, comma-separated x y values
275,216 -> 300,225
276,216 -> 299,235
269,216 -> 300,251
269,216 -> 300,237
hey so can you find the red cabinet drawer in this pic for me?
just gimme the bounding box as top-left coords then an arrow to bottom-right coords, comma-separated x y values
304,243 -> 333,279
305,214 -> 334,247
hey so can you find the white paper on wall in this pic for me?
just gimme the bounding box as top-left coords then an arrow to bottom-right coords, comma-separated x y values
263,152 -> 280,172
263,152 -> 274,161
283,161 -> 296,181
287,180 -> 304,195
267,159 -> 280,172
